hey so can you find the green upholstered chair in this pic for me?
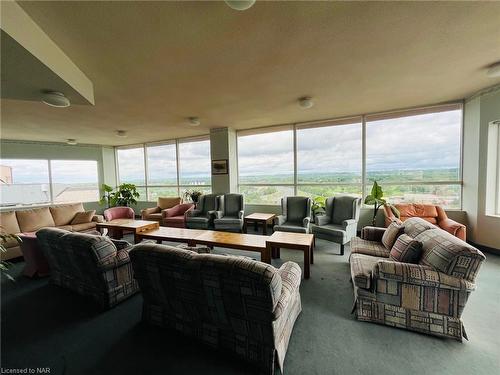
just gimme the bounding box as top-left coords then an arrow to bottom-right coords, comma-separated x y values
185,194 -> 219,229
311,195 -> 361,255
274,196 -> 312,234
214,194 -> 245,232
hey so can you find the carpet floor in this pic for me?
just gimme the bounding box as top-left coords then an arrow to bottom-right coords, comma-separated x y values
1,234 -> 500,375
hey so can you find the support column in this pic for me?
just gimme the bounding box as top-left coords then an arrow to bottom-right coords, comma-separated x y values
210,127 -> 238,194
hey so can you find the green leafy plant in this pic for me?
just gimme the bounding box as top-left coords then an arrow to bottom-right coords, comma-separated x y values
364,181 -> 386,226
183,189 -> 203,204
99,183 -> 140,207
1,227 -> 21,281
311,196 -> 327,217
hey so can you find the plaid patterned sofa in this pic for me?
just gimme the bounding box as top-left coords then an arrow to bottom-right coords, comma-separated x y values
36,228 -> 139,309
349,217 -> 485,341
130,243 -> 302,374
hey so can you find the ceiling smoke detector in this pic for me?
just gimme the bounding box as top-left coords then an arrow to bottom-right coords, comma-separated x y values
225,1 -> 256,11
299,96 -> 314,109
116,130 -> 128,137
66,139 -> 77,145
41,91 -> 70,108
188,117 -> 201,126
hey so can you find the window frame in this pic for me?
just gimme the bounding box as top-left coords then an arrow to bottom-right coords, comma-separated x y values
115,135 -> 211,201
236,103 -> 464,208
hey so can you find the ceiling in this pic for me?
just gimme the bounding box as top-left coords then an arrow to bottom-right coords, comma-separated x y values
1,1 -> 500,146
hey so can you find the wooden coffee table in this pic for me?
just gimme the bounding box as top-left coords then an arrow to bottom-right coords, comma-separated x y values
96,219 -> 159,243
135,227 -> 204,246
266,232 -> 315,279
190,231 -> 271,264
243,213 -> 276,235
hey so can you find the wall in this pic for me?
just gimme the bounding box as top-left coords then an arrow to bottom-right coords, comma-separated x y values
0,139 -> 116,214
463,86 -> 500,250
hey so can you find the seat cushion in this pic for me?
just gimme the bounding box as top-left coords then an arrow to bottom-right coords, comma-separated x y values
381,222 -> 404,249
55,225 -> 73,231
71,222 -> 97,232
389,234 -> 422,263
16,207 -> 55,232
214,217 -> 242,225
350,253 -> 386,290
0,211 -> 21,234
312,224 -> 346,241
50,203 -> 85,226
350,237 -> 390,258
274,223 -> 307,234
186,216 -> 209,224
144,212 -> 163,220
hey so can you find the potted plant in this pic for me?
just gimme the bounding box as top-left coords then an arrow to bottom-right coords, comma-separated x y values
311,196 -> 327,219
99,183 -> 140,207
364,181 -> 386,226
183,189 -> 203,204
1,228 -> 21,281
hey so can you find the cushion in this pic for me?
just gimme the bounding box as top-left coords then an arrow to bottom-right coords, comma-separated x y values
71,222 -> 97,232
350,253 -> 386,290
71,210 -> 96,225
224,194 -> 243,216
389,234 -> 422,263
274,223 -> 308,234
201,195 -> 217,212
157,197 -> 181,210
144,212 -> 162,220
50,203 -> 85,226
350,237 -> 390,258
331,196 -> 354,225
0,211 -> 21,234
16,207 -> 55,232
381,222 -> 404,249
286,197 -> 309,223
389,204 -> 400,219
403,217 -> 436,238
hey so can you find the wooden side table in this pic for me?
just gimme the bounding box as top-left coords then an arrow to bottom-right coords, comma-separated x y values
18,233 -> 50,278
266,232 -> 314,279
243,213 -> 276,235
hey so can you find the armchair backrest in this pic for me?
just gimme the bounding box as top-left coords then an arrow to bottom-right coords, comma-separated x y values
221,194 -> 244,217
198,194 -> 218,214
394,203 -> 439,224
328,195 -> 361,225
282,196 -> 311,223
130,243 -> 282,325
103,206 -> 135,221
36,228 -> 118,289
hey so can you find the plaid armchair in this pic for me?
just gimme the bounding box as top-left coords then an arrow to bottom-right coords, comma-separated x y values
36,228 -> 139,309
213,193 -> 244,232
274,196 -> 312,234
130,243 -> 302,374
312,195 -> 361,255
350,218 -> 485,341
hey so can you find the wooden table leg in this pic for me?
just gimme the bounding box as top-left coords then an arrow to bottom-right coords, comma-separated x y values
262,220 -> 268,235
263,244 -> 272,264
310,241 -> 314,264
243,220 -> 248,234
134,231 -> 140,244
303,246 -> 310,279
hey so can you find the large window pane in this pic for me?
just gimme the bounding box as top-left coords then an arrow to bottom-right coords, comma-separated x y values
366,110 -> 461,183
239,185 -> 294,205
238,130 -> 294,184
0,159 -> 51,206
51,160 -> 99,203
297,185 -> 362,198
148,186 -> 179,201
147,143 -> 177,186
297,122 -> 362,184
117,147 -> 145,185
179,186 -> 212,199
178,139 -> 211,186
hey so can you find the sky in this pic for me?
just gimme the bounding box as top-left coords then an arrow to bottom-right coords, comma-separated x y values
1,110 -> 462,184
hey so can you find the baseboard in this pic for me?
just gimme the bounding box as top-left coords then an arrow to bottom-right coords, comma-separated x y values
468,241 -> 500,256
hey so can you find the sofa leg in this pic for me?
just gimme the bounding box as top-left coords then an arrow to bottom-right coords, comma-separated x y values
340,244 -> 344,256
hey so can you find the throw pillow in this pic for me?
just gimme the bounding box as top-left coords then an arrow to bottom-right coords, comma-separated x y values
390,234 -> 423,263
71,210 -> 96,225
389,204 -> 400,219
381,221 -> 404,249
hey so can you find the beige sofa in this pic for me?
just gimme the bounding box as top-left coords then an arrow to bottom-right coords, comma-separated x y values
0,203 -> 103,260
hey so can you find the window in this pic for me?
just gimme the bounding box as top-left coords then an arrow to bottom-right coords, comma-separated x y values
0,159 -> 99,206
51,160 -> 99,203
297,119 -> 362,198
366,106 -> 462,208
116,136 -> 211,201
237,104 -> 463,208
238,126 -> 294,204
0,159 -> 51,206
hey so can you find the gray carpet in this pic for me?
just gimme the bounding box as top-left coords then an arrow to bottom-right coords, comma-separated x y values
2,235 -> 500,375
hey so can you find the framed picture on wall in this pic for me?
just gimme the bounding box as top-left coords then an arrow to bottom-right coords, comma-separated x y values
212,159 -> 229,175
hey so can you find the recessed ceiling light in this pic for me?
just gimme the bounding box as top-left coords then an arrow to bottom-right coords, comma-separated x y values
225,1 -> 256,11
41,91 -> 70,108
299,96 -> 314,109
487,62 -> 500,78
116,130 -> 128,137
66,139 -> 77,145
188,117 -> 201,126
